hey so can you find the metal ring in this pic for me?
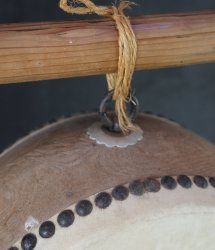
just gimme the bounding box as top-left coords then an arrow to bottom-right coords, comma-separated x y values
99,91 -> 139,133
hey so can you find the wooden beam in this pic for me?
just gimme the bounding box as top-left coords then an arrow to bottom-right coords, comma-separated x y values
0,11 -> 215,84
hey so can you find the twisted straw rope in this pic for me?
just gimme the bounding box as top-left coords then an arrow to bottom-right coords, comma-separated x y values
59,0 -> 139,133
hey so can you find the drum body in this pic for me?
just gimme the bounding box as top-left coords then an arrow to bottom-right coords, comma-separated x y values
0,113 -> 215,250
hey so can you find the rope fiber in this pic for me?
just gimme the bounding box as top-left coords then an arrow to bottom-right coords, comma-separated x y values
59,0 -> 139,133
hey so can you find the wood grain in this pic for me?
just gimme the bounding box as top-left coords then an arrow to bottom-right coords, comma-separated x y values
1,113 -> 215,249
0,11 -> 215,84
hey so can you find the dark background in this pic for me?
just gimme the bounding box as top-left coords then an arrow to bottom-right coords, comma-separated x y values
0,0 -> 215,152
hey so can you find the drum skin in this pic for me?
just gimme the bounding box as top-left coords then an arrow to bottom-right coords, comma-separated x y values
0,113 -> 215,249
14,180 -> 215,250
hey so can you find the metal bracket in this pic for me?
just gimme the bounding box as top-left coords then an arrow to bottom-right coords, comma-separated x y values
87,122 -> 143,148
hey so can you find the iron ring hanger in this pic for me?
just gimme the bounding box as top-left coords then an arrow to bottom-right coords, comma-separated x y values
99,90 -> 139,133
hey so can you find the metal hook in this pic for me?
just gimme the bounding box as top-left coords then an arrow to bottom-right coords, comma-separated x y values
99,91 -> 139,133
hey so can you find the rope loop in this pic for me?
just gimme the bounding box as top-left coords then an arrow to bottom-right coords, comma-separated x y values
59,0 -> 139,133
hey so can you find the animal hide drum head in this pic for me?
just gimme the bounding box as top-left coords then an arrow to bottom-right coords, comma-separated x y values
1,113 -> 215,250
14,177 -> 215,250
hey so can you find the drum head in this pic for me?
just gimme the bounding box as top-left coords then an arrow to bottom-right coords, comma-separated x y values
1,113 -> 215,250
16,176 -> 215,250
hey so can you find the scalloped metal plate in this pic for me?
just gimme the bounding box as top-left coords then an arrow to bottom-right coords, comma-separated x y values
87,122 -> 143,148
